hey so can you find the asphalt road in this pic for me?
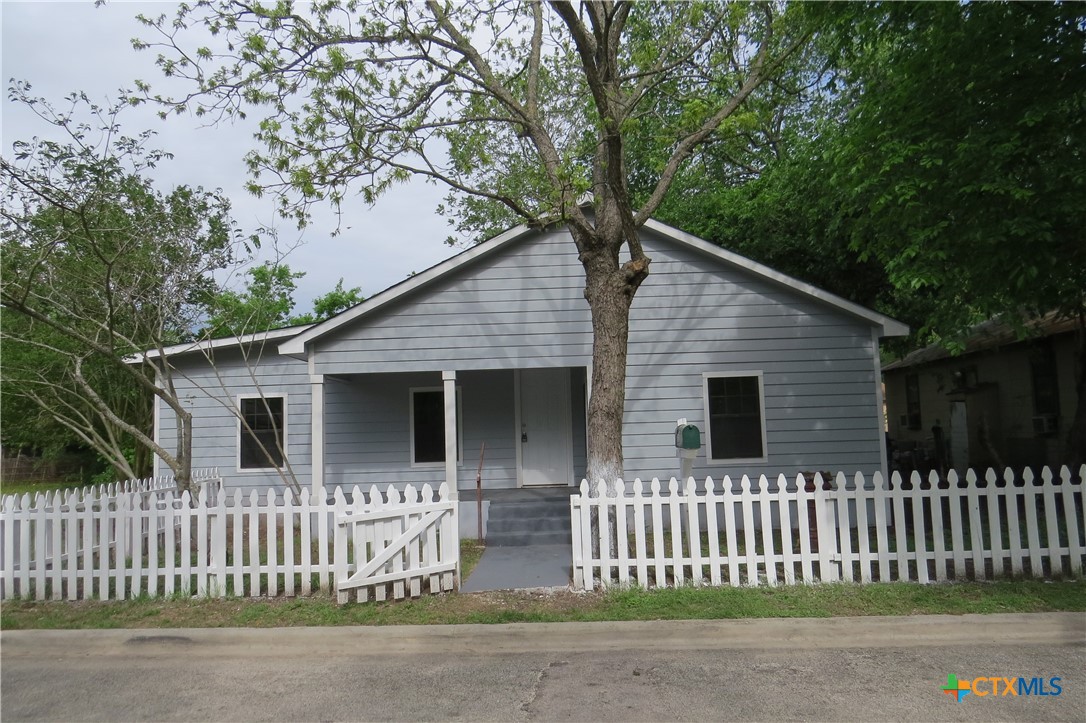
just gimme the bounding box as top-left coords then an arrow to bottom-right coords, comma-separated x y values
2,613 -> 1083,722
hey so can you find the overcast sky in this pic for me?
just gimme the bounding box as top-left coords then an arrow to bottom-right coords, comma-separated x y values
1,1 -> 458,309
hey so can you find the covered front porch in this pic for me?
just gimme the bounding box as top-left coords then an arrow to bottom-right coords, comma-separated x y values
308,366 -> 588,498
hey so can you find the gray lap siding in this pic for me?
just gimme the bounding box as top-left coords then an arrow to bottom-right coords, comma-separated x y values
323,370 -> 519,492
309,227 -> 885,482
156,349 -> 312,494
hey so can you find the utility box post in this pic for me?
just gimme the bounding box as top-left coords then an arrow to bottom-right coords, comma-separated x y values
675,418 -> 701,482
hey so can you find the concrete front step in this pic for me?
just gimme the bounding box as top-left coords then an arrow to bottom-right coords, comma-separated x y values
486,530 -> 573,546
487,516 -> 572,533
486,498 -> 573,547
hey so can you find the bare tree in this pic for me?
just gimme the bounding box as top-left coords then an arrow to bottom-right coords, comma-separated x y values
1,83 -> 256,494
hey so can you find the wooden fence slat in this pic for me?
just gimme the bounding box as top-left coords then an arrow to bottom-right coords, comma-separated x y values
794,476 -> 813,584
1022,469 -> 1043,576
834,473 -> 853,584
650,479 -> 665,588
911,475 -> 929,584
704,479 -> 722,586
632,479 -> 648,587
777,476 -> 796,586
1040,468 -> 1062,576
812,476 -> 838,583
1061,466 -> 1085,577
965,470 -> 985,580
853,473 -> 871,583
740,476 -> 758,585
686,478 -> 703,586
570,485 -> 585,589
1004,469 -> 1024,575
985,469 -> 1005,578
616,480 -> 630,586
721,475 -> 738,581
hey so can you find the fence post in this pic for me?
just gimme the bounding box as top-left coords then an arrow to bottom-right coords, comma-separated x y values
211,489 -> 227,597
813,474 -> 839,582
571,487 -> 584,590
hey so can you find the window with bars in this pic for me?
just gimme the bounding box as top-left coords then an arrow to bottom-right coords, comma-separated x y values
239,396 -> 285,469
704,373 -> 766,462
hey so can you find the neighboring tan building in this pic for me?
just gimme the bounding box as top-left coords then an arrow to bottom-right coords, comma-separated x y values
883,314 -> 1079,474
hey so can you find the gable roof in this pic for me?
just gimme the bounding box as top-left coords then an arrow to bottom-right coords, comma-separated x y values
279,220 -> 907,356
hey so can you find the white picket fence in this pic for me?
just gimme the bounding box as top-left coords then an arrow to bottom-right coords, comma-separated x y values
571,466 -> 1086,590
0,481 -> 459,603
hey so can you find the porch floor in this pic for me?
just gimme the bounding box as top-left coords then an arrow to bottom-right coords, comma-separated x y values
460,544 -> 571,592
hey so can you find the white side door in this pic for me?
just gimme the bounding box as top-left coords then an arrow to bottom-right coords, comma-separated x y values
518,368 -> 574,487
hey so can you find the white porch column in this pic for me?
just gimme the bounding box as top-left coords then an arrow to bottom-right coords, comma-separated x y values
310,374 -> 325,495
443,370 -> 458,490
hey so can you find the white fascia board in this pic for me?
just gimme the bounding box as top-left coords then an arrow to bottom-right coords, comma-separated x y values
644,219 -> 910,338
278,223 -> 534,356
128,325 -> 313,364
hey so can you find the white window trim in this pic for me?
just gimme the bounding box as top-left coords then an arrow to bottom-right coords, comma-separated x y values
409,386 -> 463,469
236,393 -> 289,473
702,371 -> 768,465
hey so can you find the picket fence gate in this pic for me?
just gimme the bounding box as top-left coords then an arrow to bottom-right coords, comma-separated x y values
0,481 -> 459,603
571,465 -> 1086,590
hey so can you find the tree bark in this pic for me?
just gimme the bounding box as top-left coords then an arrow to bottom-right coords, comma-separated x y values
572,199 -> 650,494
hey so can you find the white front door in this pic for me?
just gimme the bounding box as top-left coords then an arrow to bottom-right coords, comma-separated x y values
518,368 -> 574,487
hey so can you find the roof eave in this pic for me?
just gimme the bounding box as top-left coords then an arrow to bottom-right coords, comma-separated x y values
131,324 -> 314,363
643,219 -> 910,338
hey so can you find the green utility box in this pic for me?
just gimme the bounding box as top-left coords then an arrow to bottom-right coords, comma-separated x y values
675,423 -> 701,450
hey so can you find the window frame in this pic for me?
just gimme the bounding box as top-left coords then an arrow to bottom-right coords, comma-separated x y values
236,393 -> 288,473
702,371 -> 768,465
408,386 -> 463,468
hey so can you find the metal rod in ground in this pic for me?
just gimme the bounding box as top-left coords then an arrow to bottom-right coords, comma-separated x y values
476,442 -> 486,542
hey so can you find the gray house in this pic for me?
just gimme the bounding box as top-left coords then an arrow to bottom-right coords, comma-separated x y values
152,220 -> 907,508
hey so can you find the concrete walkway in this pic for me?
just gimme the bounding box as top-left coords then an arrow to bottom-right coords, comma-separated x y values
461,543 -> 572,592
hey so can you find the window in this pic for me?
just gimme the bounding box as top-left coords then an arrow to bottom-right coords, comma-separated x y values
238,395 -> 286,469
905,374 -> 922,430
410,387 -> 461,466
703,373 -> 766,462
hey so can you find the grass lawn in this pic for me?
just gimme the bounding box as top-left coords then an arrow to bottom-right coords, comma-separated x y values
0,479 -> 82,498
2,578 -> 1082,631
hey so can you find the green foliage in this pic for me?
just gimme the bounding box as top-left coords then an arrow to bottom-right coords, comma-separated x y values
291,278 -> 364,325
819,2 -> 1086,335
204,264 -> 364,334
1,83 -> 252,479
204,262 -> 304,336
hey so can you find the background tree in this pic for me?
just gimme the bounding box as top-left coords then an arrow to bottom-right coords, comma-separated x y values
1,83 -> 254,493
819,2 -> 1085,463
137,0 -> 811,485
651,2 -> 1084,464
204,262 -> 364,335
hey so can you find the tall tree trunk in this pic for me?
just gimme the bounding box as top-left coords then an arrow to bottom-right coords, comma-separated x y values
583,254 -> 633,491
572,201 -> 650,495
